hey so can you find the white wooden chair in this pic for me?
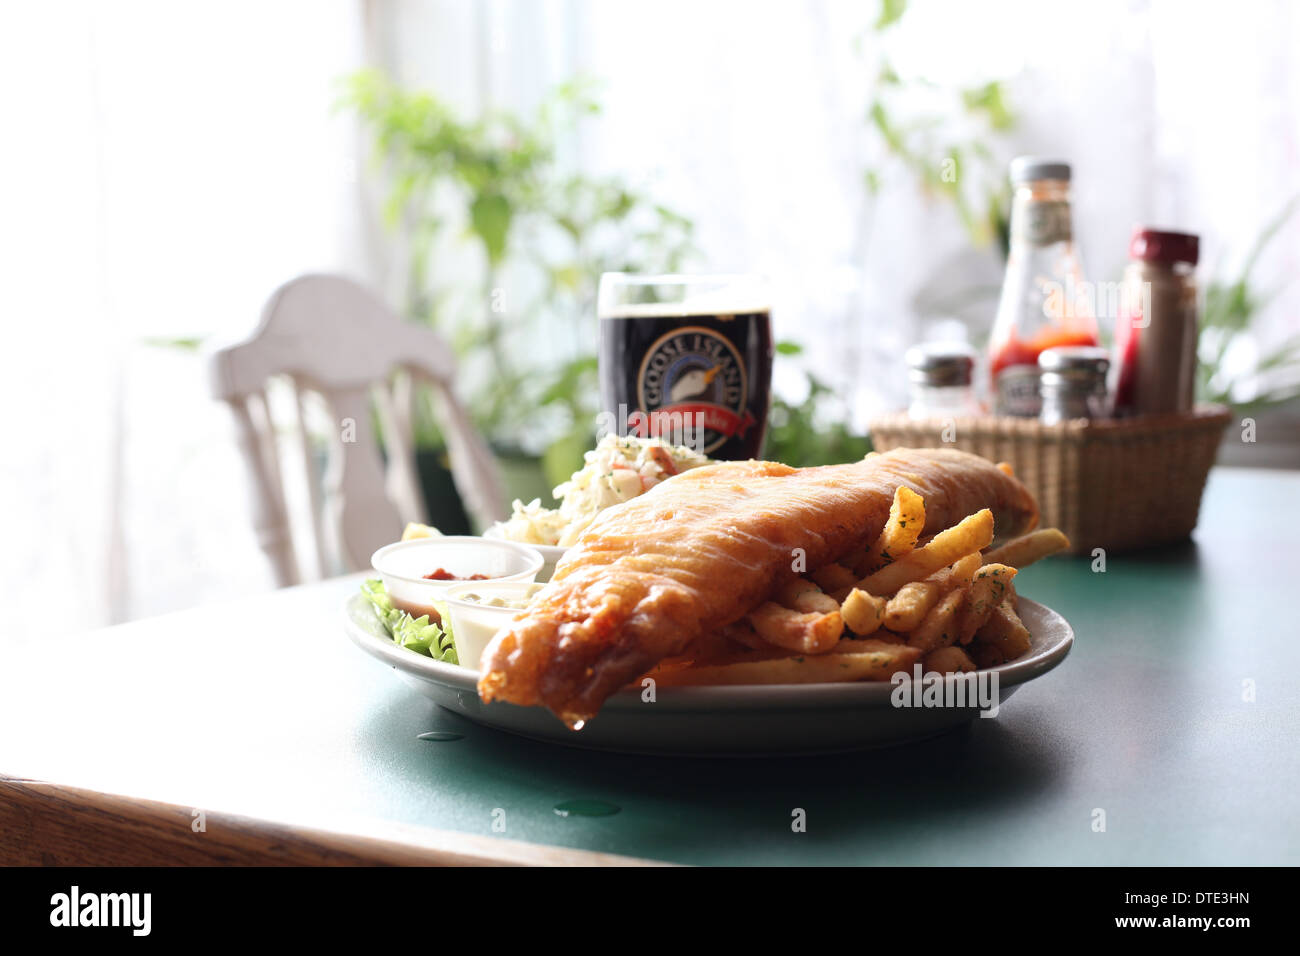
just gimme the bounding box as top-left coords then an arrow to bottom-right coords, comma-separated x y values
208,274 -> 506,586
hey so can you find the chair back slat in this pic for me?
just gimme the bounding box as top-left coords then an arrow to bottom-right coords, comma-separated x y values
250,387 -> 290,522
291,383 -> 330,580
229,393 -> 298,586
428,375 -> 507,526
372,376 -> 427,526
317,384 -> 403,573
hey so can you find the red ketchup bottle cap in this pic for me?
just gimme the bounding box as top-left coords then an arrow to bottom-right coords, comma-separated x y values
1129,228 -> 1199,266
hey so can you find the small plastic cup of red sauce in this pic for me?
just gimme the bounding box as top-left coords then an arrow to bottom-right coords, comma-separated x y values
370,537 -> 544,623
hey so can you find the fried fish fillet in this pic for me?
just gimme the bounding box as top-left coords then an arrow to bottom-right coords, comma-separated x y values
477,448 -> 1038,728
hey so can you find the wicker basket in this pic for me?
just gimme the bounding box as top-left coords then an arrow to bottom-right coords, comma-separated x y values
868,405 -> 1232,553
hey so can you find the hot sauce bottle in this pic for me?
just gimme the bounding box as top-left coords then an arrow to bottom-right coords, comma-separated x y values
989,158 -> 1098,416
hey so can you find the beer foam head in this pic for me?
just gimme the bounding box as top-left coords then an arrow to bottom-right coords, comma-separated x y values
598,274 -> 770,318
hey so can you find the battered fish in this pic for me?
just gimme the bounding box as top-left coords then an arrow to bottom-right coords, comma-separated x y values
478,448 -> 1038,728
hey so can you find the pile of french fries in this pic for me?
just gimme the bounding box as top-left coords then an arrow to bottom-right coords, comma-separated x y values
654,484 -> 1069,686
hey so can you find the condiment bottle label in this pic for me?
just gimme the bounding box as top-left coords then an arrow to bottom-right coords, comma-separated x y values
1018,201 -> 1073,246
995,364 -> 1042,417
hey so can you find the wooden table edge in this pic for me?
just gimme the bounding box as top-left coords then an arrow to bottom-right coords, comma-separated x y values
0,777 -> 670,867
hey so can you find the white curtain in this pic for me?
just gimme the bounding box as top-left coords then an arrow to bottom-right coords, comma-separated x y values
0,1 -> 366,644
1,0 -> 1296,645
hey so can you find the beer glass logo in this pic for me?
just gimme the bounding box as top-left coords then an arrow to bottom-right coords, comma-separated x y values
636,326 -> 754,454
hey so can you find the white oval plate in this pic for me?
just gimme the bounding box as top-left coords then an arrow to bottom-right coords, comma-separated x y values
345,592 -> 1073,755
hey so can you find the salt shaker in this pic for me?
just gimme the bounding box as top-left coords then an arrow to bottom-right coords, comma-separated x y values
1038,347 -> 1110,424
906,343 -> 984,420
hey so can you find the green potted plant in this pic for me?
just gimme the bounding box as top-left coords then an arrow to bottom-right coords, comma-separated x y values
1197,197 -> 1300,412
341,71 -> 696,522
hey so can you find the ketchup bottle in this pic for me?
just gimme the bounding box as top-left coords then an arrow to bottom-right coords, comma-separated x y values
989,158 -> 1098,417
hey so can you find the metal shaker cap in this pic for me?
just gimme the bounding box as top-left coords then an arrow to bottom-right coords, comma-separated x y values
906,343 -> 976,388
1039,346 -> 1109,394
1038,346 -> 1109,373
1010,156 -> 1071,184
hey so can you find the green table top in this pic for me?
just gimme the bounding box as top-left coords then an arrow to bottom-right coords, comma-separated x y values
2,466 -> 1297,865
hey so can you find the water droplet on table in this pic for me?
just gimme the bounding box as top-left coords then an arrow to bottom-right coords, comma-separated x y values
417,731 -> 464,742
554,799 -> 621,818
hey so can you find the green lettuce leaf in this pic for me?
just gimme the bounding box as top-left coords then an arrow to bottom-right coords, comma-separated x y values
361,578 -> 458,665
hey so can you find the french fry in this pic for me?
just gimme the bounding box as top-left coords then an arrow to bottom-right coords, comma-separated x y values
849,551 -> 874,579
717,618 -> 770,651
927,551 -> 982,591
907,588 -> 966,653
775,577 -> 841,614
968,642 -> 1008,669
746,602 -> 844,654
857,509 -> 995,596
923,645 -> 976,674
955,563 -> 1018,644
953,552 -> 984,589
673,628 -> 735,664
664,496 -> 1042,688
973,600 -> 1031,661
810,563 -> 858,594
854,486 -> 926,576
654,638 -> 922,686
983,528 -> 1070,569
644,656 -> 697,675
841,588 -> 886,635
882,580 -> 941,632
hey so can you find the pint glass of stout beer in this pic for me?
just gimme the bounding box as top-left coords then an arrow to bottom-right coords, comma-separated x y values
597,273 -> 772,460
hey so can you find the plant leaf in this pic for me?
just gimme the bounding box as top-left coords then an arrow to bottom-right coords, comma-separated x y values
875,0 -> 907,30
469,191 -> 512,266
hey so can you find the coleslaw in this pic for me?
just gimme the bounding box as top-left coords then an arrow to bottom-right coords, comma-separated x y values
492,435 -> 711,547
